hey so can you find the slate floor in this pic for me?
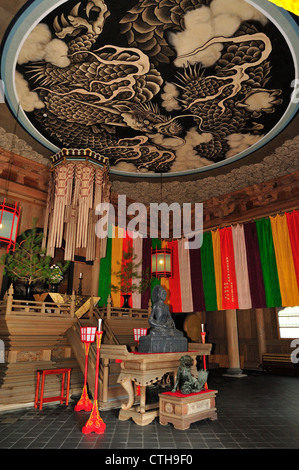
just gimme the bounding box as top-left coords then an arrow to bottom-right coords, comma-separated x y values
0,369 -> 299,451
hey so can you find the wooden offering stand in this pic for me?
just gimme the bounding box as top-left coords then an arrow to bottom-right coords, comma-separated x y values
101,343 -> 212,426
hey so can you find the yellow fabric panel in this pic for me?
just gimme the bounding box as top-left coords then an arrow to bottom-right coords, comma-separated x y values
270,214 -> 299,306
212,229 -> 222,310
110,226 -> 125,308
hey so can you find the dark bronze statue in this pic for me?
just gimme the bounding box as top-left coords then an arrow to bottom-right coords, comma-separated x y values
138,285 -> 188,353
148,285 -> 184,337
172,355 -> 209,394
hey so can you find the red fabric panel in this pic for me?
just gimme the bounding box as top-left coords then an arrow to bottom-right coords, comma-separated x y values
168,240 -> 182,313
286,211 -> 299,289
219,227 -> 239,309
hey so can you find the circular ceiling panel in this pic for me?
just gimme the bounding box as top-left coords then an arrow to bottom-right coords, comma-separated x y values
1,0 -> 298,177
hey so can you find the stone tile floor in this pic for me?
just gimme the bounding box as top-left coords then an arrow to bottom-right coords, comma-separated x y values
0,369 -> 299,450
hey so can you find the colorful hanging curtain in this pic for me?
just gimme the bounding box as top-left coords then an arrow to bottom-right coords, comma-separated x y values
270,214 -> 299,306
110,226 -> 125,307
286,211 -> 299,290
141,237 -> 152,309
122,230 -> 133,308
98,225 -> 112,307
98,210 -> 299,312
168,240 -> 182,313
200,232 -> 218,312
131,235 -> 143,309
243,222 -> 266,308
219,227 -> 239,309
178,238 -> 194,312
189,239 -> 205,312
212,230 -> 223,310
255,218 -> 281,308
232,225 -> 252,309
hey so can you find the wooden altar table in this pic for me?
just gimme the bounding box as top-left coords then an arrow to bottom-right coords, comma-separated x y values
101,343 -> 212,426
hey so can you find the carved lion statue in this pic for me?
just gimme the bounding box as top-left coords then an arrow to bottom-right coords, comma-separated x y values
172,355 -> 208,394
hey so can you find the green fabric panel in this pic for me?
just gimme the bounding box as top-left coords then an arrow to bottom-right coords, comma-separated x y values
255,218 -> 282,307
98,226 -> 113,307
151,238 -> 161,297
200,232 -> 218,311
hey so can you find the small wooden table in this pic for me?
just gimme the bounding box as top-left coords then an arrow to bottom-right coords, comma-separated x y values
101,344 -> 212,426
159,389 -> 218,430
34,368 -> 71,410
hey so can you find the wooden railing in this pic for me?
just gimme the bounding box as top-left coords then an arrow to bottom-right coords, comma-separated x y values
1,284 -> 76,317
96,295 -> 151,320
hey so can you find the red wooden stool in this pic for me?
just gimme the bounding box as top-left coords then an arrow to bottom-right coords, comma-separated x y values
34,368 -> 71,410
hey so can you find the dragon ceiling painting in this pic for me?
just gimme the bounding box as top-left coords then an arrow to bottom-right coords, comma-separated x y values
1,0 -> 298,176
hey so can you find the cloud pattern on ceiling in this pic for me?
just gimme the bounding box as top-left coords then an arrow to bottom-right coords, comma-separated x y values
13,0 -> 296,174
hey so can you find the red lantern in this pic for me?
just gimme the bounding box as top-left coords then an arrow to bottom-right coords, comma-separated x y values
80,326 -> 97,343
151,248 -> 172,278
133,328 -> 148,344
0,199 -> 20,252
75,326 -> 97,412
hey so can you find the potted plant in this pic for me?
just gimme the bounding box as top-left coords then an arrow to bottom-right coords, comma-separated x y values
48,263 -> 70,292
110,246 -> 151,308
1,222 -> 69,299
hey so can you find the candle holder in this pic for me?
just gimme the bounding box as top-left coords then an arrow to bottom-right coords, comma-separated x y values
78,274 -> 83,296
82,330 -> 106,434
133,329 -> 147,396
75,326 -> 97,411
200,327 -> 208,390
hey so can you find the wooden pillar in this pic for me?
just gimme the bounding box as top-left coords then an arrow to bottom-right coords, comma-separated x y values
70,290 -> 75,318
5,284 -> 14,315
106,295 -> 111,319
91,237 -> 101,297
255,308 -> 267,366
224,309 -> 246,377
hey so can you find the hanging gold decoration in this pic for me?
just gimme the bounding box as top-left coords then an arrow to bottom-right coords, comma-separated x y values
42,148 -> 111,261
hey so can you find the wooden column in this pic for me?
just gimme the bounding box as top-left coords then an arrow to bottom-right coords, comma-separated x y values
224,309 -> 246,377
91,237 -> 101,297
255,308 -> 267,367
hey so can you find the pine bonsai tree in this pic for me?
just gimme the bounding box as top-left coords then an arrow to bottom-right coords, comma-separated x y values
1,221 -> 69,287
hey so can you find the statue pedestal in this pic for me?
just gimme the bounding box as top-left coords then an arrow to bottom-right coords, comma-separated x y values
159,390 -> 218,430
138,335 -> 188,353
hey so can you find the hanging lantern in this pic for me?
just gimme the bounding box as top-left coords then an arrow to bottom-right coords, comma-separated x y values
0,199 -> 20,252
151,247 -> 172,278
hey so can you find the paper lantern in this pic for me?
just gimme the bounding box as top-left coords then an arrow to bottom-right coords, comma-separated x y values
151,248 -> 172,278
80,326 -> 97,343
133,328 -> 148,343
0,200 -> 20,252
